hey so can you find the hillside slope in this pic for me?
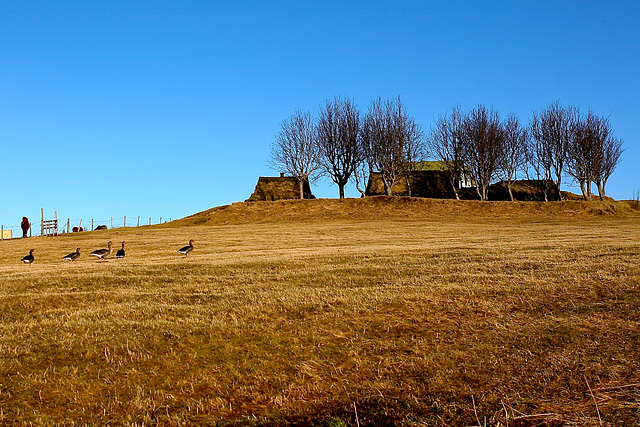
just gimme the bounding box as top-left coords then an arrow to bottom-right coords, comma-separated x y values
2,196 -> 639,424
179,196 -> 640,225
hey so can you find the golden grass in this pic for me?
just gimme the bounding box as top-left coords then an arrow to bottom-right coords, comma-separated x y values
1,197 -> 639,426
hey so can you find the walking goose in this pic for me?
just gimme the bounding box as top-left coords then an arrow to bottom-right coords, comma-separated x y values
177,239 -> 195,257
63,247 -> 81,262
116,241 -> 126,259
21,249 -> 35,264
91,241 -> 113,262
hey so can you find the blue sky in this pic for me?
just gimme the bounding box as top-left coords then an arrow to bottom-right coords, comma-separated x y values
1,1 -> 638,232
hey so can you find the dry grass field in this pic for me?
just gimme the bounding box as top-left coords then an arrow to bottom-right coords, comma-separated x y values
1,197 -> 639,426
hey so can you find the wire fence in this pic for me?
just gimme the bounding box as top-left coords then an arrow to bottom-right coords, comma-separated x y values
0,215 -> 172,240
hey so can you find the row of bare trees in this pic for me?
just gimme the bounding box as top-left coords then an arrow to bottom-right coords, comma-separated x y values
430,102 -> 624,201
269,96 -> 422,199
270,98 -> 623,201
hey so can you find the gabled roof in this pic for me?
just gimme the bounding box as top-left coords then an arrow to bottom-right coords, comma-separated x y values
246,176 -> 315,202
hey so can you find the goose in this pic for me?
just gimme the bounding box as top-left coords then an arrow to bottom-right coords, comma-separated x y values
21,249 -> 35,264
177,239 -> 195,257
91,241 -> 113,262
116,241 -> 126,259
63,247 -> 81,262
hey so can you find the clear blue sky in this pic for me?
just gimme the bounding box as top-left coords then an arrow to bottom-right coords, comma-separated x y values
1,1 -> 638,232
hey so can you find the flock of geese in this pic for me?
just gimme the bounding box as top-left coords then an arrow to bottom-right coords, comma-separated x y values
19,239 -> 195,264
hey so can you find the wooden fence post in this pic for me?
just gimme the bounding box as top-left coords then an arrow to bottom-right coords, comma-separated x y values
149,217 -> 151,225
1,225 -> 3,241
41,208 -> 44,236
111,217 -> 113,229
124,215 -> 127,228
67,218 -> 70,233
137,216 -> 140,227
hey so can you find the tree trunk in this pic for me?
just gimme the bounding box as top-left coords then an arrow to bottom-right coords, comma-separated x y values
596,181 -> 606,201
338,184 -> 345,199
451,181 -> 460,200
299,180 -> 304,199
382,178 -> 392,196
556,179 -> 564,200
555,173 -> 563,200
354,170 -> 367,197
507,185 -> 514,201
579,181 -> 590,201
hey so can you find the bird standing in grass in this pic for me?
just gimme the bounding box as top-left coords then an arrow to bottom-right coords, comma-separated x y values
21,249 -> 35,264
116,241 -> 126,259
177,239 -> 195,257
63,248 -> 81,262
91,241 -> 113,262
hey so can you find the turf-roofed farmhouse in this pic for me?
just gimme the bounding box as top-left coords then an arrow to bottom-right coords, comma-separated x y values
365,161 -> 466,199
365,161 -> 560,201
246,174 -> 315,201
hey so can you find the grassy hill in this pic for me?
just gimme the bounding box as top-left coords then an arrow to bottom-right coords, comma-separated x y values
1,197 -> 639,425
181,196 -> 640,225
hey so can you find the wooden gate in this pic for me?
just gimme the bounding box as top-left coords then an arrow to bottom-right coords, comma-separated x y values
41,209 -> 58,236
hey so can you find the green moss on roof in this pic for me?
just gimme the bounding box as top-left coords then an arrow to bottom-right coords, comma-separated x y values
411,161 -> 447,171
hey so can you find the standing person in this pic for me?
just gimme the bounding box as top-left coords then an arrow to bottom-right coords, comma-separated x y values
21,217 -> 30,238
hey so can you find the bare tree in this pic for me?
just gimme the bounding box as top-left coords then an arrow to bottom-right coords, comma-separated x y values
498,114 -> 529,201
567,111 -> 624,201
526,129 -> 555,201
317,97 -> 362,198
352,159 -> 370,197
361,100 -> 390,193
530,101 -> 576,199
462,105 -> 504,201
427,106 -> 466,200
361,97 -> 423,196
591,116 -> 623,200
269,110 -> 321,199
567,109 -> 595,200
394,101 -> 426,197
